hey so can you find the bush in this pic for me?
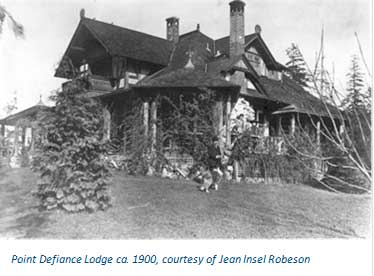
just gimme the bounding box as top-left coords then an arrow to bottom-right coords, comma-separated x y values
232,128 -> 320,185
33,81 -> 112,212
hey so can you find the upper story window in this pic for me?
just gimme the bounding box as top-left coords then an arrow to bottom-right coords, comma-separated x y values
79,61 -> 91,77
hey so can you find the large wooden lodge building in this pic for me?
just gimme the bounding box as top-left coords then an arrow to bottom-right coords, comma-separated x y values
1,0 -> 341,173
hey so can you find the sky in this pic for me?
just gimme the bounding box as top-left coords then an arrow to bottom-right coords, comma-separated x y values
0,0 -> 372,118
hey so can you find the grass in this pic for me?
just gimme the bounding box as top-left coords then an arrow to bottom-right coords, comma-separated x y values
0,168 -> 371,239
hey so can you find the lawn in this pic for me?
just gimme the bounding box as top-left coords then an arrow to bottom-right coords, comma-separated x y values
0,168 -> 371,239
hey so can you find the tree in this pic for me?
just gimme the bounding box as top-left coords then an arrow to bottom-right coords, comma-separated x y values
281,47 -> 371,193
0,4 -> 24,38
285,43 -> 311,88
33,81 -> 112,212
338,56 -> 371,173
341,55 -> 366,111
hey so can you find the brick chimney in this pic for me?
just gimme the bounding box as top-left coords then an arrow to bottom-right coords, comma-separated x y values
229,0 -> 245,57
166,17 -> 179,44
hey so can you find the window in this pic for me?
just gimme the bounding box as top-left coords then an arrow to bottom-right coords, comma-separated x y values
79,62 -> 91,77
128,72 -> 138,84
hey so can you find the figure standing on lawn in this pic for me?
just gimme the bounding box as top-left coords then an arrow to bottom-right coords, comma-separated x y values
207,136 -> 223,191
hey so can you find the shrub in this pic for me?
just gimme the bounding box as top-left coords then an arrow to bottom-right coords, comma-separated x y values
33,81 -> 111,212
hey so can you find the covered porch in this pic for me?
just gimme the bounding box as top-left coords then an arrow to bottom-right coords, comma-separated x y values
0,100 -> 49,167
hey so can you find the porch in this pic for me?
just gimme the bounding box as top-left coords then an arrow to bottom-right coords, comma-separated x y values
0,100 -> 49,168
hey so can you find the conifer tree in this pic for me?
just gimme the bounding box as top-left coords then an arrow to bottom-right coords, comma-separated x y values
285,43 -> 311,88
341,55 -> 366,111
340,55 -> 371,170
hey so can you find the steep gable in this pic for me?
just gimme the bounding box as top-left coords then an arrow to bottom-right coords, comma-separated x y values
215,33 -> 285,71
82,18 -> 173,66
55,17 -> 174,78
168,30 -> 215,70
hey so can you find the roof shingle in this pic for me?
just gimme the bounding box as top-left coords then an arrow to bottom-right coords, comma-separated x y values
256,76 -> 341,118
136,68 -> 239,89
81,18 -> 173,66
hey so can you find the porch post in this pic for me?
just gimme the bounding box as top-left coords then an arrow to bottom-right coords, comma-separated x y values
276,116 -> 282,136
225,95 -> 231,148
217,97 -> 223,146
0,123 -> 5,137
30,128 -> 35,152
150,99 -> 157,152
316,121 -> 321,146
0,124 -> 4,148
21,127 -> 26,147
143,100 -> 149,138
290,114 -> 296,135
102,106 -> 111,141
14,125 -> 19,155
264,113 -> 269,137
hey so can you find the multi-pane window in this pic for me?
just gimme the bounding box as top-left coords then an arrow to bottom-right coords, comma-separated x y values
79,62 -> 91,77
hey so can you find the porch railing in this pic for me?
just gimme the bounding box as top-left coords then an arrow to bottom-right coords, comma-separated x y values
250,136 -> 286,155
234,122 -> 286,155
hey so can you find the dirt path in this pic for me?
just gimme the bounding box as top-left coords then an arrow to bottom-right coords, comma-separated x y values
0,168 -> 48,239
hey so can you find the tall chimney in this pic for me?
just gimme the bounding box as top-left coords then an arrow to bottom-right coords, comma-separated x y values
166,17 -> 179,44
229,0 -> 245,57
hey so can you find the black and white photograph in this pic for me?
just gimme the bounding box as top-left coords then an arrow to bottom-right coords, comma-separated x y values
0,0 -> 371,243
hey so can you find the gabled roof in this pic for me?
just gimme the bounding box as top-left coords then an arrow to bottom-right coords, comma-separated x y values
81,18 -> 173,65
0,103 -> 50,126
56,17 -> 173,77
167,30 -> 215,70
256,76 -> 341,118
215,33 -> 285,70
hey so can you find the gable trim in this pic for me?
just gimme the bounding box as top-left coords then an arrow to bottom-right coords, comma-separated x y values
81,20 -> 112,56
244,34 -> 280,70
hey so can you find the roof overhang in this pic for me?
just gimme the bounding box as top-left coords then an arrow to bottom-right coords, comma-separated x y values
0,105 -> 50,126
244,34 -> 285,71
